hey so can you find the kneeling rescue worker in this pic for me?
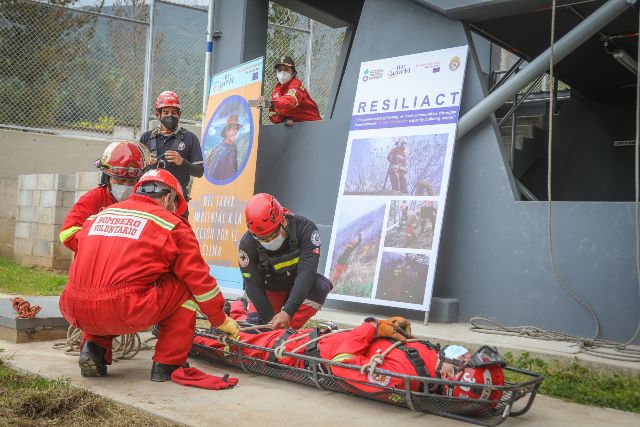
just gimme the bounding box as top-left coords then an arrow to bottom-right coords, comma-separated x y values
234,193 -> 333,329
59,169 -> 239,381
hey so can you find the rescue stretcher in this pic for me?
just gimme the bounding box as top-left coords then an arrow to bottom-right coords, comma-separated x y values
190,322 -> 543,426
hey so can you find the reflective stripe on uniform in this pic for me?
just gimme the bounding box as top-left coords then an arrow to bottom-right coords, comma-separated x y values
59,226 -> 82,243
268,111 -> 278,116
93,207 -> 175,231
301,299 -> 322,310
273,257 -> 299,271
332,353 -> 354,362
242,272 -> 251,278
194,287 -> 220,303
180,299 -> 199,312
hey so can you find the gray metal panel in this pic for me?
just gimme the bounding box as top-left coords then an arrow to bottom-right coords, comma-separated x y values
216,0 -> 640,343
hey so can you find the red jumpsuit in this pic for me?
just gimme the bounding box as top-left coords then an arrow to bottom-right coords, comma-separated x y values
194,321 -> 438,393
268,77 -> 322,124
59,186 -> 115,252
59,194 -> 227,366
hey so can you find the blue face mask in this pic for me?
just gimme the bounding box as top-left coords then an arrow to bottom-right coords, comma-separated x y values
260,234 -> 285,251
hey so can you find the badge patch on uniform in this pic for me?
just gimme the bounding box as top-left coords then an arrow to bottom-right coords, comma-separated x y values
312,247 -> 320,255
286,89 -> 297,96
311,230 -> 321,246
367,371 -> 391,387
88,214 -> 147,240
238,250 -> 250,268
177,141 -> 186,151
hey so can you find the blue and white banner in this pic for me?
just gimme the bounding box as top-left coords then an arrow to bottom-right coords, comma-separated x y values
324,46 -> 468,311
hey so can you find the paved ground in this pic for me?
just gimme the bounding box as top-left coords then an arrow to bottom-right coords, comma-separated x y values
1,335 -> 639,427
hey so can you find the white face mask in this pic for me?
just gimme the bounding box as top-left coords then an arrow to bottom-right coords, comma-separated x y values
111,184 -> 134,201
276,71 -> 292,85
260,233 -> 285,251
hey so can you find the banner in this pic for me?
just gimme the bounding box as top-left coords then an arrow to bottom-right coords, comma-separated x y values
189,57 -> 263,291
324,46 -> 468,311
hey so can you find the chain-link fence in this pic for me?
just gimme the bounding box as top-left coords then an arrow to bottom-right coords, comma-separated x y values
265,2 -> 346,123
0,0 -> 346,136
149,0 -> 207,124
0,0 -> 147,136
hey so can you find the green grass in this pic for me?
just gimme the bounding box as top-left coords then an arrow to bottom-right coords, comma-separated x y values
0,257 -> 67,295
0,357 -> 176,426
504,352 -> 640,413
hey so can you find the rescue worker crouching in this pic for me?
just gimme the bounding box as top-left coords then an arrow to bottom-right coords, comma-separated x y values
59,168 -> 239,382
234,193 -> 332,329
59,140 -> 150,253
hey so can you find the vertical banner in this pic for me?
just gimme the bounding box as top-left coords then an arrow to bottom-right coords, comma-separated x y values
189,57 -> 263,291
324,46 -> 468,311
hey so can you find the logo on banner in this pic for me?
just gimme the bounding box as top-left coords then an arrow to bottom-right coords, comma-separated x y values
416,62 -> 441,73
388,64 -> 411,78
252,72 -> 259,80
449,56 -> 461,71
212,73 -> 235,93
362,68 -> 384,82
88,214 -> 147,240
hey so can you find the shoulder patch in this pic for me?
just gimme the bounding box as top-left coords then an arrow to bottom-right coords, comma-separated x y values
238,250 -> 250,268
311,230 -> 321,246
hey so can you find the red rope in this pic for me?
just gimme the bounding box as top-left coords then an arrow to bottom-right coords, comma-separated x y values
11,297 -> 42,319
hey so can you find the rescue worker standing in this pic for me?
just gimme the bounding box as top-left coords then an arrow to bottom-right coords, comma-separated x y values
236,193 -> 332,329
59,141 -> 150,252
139,91 -> 204,217
59,169 -> 239,381
254,56 -> 321,126
387,139 -> 408,193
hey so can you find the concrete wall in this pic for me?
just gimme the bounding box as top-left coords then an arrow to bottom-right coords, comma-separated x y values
0,128 -> 111,260
251,0 -> 639,343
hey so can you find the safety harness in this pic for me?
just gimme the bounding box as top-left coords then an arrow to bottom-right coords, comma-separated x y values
395,340 -> 440,394
146,127 -> 188,158
256,215 -> 301,288
267,328 -> 297,363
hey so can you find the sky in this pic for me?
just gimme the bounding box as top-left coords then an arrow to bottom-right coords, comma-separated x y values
73,0 -> 209,8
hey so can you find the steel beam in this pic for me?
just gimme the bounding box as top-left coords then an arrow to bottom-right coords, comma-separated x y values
456,0 -> 637,139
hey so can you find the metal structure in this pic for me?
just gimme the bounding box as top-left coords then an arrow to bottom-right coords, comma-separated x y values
191,326 -> 543,426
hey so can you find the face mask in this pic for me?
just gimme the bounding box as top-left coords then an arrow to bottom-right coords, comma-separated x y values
160,115 -> 179,131
276,71 -> 292,85
260,233 -> 285,251
111,184 -> 134,201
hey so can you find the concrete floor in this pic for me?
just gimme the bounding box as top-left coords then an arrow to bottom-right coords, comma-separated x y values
1,334 -> 639,427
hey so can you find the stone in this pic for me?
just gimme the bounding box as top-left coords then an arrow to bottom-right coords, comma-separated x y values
18,174 -> 38,191
37,174 -> 56,190
13,238 -> 32,256
62,191 -> 75,208
40,190 -> 62,208
32,240 -> 53,257
18,206 -> 36,223
36,207 -> 55,224
76,172 -> 101,191
14,222 -> 30,239
16,190 -> 33,207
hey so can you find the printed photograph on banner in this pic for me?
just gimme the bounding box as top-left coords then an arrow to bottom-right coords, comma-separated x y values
329,199 -> 386,297
343,133 -> 448,196
385,200 -> 438,250
202,95 -> 253,185
375,252 -> 429,304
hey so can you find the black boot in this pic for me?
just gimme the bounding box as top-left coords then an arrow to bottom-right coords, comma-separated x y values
78,342 -> 107,377
150,361 -> 189,382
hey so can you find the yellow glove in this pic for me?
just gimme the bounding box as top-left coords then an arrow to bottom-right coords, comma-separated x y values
217,315 -> 240,340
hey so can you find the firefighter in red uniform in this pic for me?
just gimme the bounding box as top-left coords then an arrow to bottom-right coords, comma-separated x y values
59,169 -> 239,381
194,316 -> 505,401
58,141 -> 150,252
234,193 -> 332,329
387,139 -> 408,193
254,56 -> 321,126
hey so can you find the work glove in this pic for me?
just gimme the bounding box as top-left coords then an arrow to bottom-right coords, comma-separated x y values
366,316 -> 412,342
216,315 -> 240,340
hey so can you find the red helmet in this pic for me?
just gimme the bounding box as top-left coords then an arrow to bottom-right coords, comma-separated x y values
442,346 -> 506,403
98,141 -> 148,179
245,193 -> 286,237
154,91 -> 181,111
133,169 -> 187,216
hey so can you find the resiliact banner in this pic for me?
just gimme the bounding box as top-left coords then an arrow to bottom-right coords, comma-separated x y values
189,57 -> 263,290
324,46 -> 468,311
